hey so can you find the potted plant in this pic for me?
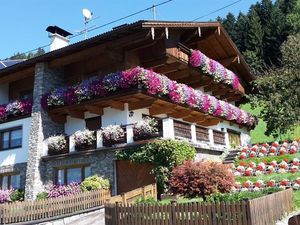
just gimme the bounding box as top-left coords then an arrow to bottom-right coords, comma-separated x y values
102,125 -> 125,147
47,135 -> 68,155
73,129 -> 96,151
133,117 -> 159,141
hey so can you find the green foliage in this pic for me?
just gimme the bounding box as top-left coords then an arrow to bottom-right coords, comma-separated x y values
293,190 -> 300,209
80,175 -> 110,192
36,192 -> 48,200
10,189 -> 24,202
249,33 -> 300,137
135,196 -> 158,205
8,47 -> 45,60
115,139 -> 196,194
206,187 -> 281,203
286,0 -> 300,33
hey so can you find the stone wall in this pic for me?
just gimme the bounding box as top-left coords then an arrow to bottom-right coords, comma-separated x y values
42,150 -> 115,192
0,163 -> 27,189
25,63 -> 65,200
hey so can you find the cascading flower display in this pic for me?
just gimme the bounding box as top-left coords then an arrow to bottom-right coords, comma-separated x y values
0,100 -> 32,122
42,67 -> 257,128
189,49 -> 241,90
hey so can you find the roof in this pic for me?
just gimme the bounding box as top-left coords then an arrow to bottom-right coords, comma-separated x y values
0,20 -> 254,82
0,59 -> 26,70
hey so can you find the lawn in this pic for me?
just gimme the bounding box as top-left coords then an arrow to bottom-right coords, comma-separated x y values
241,104 -> 300,144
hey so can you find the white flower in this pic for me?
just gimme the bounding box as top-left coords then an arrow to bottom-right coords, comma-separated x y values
74,129 -> 95,146
47,135 -> 66,152
102,125 -> 125,142
133,117 -> 158,137
293,183 -> 300,190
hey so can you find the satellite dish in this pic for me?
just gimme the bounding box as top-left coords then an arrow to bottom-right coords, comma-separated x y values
82,8 -> 93,21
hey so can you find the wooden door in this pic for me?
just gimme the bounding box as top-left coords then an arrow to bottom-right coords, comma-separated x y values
116,160 -> 155,194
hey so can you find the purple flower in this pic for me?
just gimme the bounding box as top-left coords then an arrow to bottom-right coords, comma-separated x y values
47,182 -> 81,199
0,105 -> 6,120
64,87 -> 77,105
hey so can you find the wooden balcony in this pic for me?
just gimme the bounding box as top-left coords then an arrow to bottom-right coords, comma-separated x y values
43,118 -> 229,157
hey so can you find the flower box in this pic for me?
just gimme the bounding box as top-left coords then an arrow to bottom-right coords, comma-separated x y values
74,130 -> 96,152
102,138 -> 126,147
47,135 -> 69,156
102,125 -> 126,147
133,133 -> 161,141
48,146 -> 69,156
133,117 -> 160,141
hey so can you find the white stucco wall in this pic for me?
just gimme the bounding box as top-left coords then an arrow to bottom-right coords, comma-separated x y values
0,84 -> 8,105
0,117 -> 32,166
64,116 -> 86,135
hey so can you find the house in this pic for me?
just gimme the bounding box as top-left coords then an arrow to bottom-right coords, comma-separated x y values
0,20 -> 257,199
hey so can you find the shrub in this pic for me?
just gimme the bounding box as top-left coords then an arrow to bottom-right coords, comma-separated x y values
80,175 -> 110,192
0,189 -> 14,203
47,135 -> 67,152
116,139 -> 196,194
36,192 -> 48,200
169,161 -> 234,198
10,189 -> 24,202
135,196 -> 157,205
48,182 -> 81,198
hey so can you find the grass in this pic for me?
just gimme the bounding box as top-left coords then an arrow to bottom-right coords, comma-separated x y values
241,104 -> 300,144
235,172 -> 300,183
235,153 -> 300,166
293,190 -> 300,209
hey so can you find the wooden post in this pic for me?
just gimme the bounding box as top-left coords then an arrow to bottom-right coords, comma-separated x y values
245,199 -> 253,225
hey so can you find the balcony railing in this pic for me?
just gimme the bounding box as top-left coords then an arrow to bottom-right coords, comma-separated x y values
43,118 -> 230,157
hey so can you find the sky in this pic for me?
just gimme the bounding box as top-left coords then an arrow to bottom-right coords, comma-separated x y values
0,0 -> 259,59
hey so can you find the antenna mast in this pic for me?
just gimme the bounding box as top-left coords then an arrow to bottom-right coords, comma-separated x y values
151,5 -> 156,20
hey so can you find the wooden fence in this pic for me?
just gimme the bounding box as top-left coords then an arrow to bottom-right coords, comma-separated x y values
105,188 -> 293,225
0,189 -> 111,224
108,183 -> 157,204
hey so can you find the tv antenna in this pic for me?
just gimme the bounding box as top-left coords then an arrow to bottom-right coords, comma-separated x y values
82,8 -> 93,39
151,5 -> 156,20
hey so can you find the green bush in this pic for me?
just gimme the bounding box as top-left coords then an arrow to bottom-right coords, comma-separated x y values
115,139 -> 196,194
36,192 -> 48,200
135,196 -> 158,205
80,175 -> 110,192
10,189 -> 24,202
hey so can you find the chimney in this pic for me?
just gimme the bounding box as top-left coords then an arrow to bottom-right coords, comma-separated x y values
46,26 -> 72,51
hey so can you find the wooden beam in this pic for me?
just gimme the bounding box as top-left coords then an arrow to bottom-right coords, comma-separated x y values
167,69 -> 190,79
85,105 -> 104,115
219,56 -> 238,67
50,114 -> 67,123
200,118 -> 220,126
129,99 -> 156,110
189,79 -> 212,88
167,109 -> 192,118
149,105 -> 174,115
0,67 -> 34,85
109,100 -> 124,111
212,88 -> 229,96
142,56 -> 168,68
68,110 -> 85,119
154,62 -> 179,74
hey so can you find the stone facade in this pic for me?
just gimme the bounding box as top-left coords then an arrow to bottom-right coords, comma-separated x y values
0,163 -> 27,189
25,63 -> 65,200
42,150 -> 115,193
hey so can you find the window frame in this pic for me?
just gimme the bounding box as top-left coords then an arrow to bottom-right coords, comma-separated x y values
0,173 -> 21,189
0,126 -> 22,151
54,164 -> 91,185
227,129 -> 241,147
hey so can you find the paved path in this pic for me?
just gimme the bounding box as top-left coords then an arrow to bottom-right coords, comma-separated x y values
276,211 -> 300,225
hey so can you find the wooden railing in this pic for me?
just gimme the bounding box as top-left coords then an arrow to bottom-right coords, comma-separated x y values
105,188 -> 293,225
173,120 -> 192,139
108,183 -> 157,204
196,125 -> 209,142
0,189 -> 111,224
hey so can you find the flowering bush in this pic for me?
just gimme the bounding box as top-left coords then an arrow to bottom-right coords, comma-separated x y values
189,49 -> 240,90
133,117 -> 158,138
73,129 -> 95,147
47,183 -> 81,198
42,67 -> 257,128
47,135 -> 67,152
169,160 -> 234,198
0,189 -> 14,203
0,100 -> 32,121
102,125 -> 125,143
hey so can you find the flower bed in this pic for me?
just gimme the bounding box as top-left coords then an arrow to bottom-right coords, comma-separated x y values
0,100 -> 32,122
238,140 -> 300,159
41,67 -> 257,128
189,49 -> 241,90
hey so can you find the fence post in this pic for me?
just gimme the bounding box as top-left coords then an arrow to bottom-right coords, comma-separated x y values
245,199 -> 253,225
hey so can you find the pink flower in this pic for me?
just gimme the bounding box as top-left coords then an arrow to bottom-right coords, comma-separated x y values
189,50 -> 202,67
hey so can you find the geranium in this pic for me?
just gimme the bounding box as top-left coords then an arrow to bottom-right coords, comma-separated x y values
266,165 -> 275,174
249,162 -> 256,168
260,146 -> 267,154
257,162 -> 266,171
241,146 -> 248,153
279,161 -> 288,169
293,158 -> 300,166
290,165 -> 299,174
239,152 -> 247,160
272,141 -> 279,147
249,151 -> 256,158
244,168 -> 253,176
267,180 -> 276,187
47,135 -> 67,152
270,160 -> 277,167
243,180 -> 253,188
293,183 -> 300,190
280,179 -> 289,186
236,165 -> 245,172
73,129 -> 96,146
254,180 -> 264,188
269,146 -> 277,154
255,170 -> 263,176
133,117 -> 158,137
278,168 -> 287,173
102,125 -> 125,142
290,146 -> 297,154
279,147 -> 287,155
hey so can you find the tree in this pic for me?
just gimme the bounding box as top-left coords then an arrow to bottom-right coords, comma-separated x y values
250,34 -> 300,137
8,47 -> 45,60
286,0 -> 300,33
221,13 -> 237,41
234,12 -> 249,52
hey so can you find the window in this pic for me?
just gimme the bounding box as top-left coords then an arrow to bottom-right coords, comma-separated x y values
228,129 -> 241,148
20,90 -> 33,101
55,165 -> 91,185
0,127 -> 22,150
0,174 -> 20,189
85,116 -> 102,131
